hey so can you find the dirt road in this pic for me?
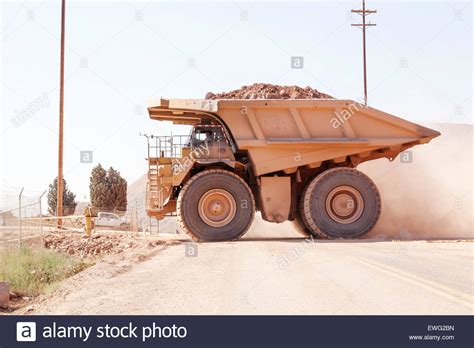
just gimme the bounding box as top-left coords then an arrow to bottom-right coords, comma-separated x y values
25,238 -> 473,315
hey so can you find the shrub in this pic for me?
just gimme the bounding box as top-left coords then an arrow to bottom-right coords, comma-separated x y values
0,247 -> 91,296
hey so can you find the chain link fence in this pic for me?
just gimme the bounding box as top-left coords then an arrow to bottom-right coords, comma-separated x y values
0,190 -> 173,249
0,200 -> 47,247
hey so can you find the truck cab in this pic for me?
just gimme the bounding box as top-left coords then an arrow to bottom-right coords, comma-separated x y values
145,122 -> 237,220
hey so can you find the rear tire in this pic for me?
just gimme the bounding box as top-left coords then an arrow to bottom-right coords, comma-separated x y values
291,190 -> 312,238
301,168 -> 381,239
177,169 -> 255,241
290,211 -> 311,237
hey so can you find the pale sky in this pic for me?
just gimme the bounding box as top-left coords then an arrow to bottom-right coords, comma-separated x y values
0,0 -> 472,210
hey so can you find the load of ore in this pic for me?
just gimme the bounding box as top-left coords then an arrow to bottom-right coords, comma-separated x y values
205,83 -> 333,100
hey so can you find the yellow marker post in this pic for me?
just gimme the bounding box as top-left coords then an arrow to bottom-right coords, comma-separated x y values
84,207 -> 94,237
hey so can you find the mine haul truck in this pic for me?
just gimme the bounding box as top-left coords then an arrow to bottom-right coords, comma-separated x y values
145,98 -> 440,241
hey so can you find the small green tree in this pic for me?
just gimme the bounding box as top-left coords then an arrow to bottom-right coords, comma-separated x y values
89,164 -> 127,211
47,177 -> 77,215
105,167 -> 127,211
89,164 -> 108,209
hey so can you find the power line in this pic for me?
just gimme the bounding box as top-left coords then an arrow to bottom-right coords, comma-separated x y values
351,0 -> 377,105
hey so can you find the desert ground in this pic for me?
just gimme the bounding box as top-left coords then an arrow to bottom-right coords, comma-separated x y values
21,234 -> 473,315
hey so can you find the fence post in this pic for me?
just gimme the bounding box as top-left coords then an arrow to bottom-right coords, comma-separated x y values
18,188 -> 24,247
39,191 -> 47,243
135,207 -> 139,237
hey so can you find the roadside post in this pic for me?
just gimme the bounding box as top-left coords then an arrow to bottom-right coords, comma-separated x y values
84,206 -> 94,237
18,187 -> 24,247
39,190 -> 47,242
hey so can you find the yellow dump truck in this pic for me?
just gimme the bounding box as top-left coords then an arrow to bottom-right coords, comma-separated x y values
145,98 -> 440,241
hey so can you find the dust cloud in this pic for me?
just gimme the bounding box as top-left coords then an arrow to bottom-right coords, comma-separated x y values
246,123 -> 473,240
363,123 -> 472,240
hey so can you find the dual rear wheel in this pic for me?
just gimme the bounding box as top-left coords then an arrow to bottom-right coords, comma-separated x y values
295,167 -> 381,239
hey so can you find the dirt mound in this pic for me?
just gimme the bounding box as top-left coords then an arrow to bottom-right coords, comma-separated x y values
205,83 -> 332,100
43,233 -> 137,257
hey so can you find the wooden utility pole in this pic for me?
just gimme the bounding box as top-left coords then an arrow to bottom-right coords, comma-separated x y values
57,0 -> 66,227
351,0 -> 376,105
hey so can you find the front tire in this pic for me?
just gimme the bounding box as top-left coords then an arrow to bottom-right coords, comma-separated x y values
177,169 -> 255,241
301,168 -> 381,239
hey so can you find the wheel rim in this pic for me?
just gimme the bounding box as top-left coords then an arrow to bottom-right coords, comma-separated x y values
325,185 -> 364,224
198,189 -> 237,227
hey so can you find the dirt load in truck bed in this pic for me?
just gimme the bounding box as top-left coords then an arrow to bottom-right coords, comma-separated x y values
205,83 -> 333,100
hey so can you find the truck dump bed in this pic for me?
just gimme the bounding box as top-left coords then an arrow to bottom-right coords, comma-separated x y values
148,98 -> 440,176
